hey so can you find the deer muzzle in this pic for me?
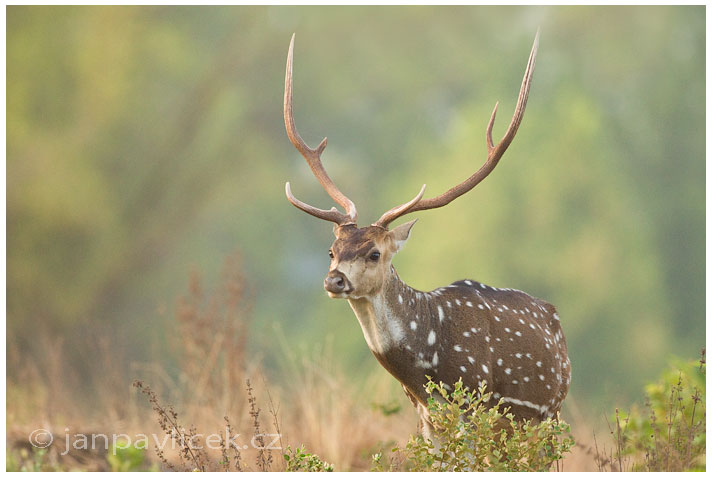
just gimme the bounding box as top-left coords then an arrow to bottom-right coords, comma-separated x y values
324,270 -> 352,296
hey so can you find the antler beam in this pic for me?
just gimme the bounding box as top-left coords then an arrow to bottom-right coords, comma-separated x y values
376,31 -> 539,229
284,34 -> 358,226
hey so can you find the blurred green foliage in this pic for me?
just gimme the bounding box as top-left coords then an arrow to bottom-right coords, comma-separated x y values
6,448 -> 54,472
6,6 -> 704,410
108,441 -> 152,472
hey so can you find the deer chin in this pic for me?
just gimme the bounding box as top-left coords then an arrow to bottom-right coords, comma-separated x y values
327,289 -> 374,301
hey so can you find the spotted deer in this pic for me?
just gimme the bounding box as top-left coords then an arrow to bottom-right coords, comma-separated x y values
283,33 -> 570,439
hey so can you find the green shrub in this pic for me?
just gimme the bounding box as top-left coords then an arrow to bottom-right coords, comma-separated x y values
283,445 -> 334,472
374,378 -> 575,472
609,354 -> 705,471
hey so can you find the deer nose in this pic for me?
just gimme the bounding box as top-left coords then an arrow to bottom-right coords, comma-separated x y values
324,271 -> 350,294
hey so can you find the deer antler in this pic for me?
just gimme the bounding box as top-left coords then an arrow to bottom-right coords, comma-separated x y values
372,184 -> 426,229
375,31 -> 539,229
284,34 -> 358,226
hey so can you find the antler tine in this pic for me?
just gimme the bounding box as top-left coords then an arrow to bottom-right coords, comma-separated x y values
284,34 -> 357,225
487,30 -> 538,157
285,182 -> 352,223
374,184 -> 426,228
379,32 -> 538,226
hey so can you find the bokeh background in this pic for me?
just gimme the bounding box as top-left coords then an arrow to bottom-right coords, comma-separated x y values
6,4 -> 705,470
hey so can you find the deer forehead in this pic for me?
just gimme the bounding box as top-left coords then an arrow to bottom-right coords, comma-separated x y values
332,226 -> 393,260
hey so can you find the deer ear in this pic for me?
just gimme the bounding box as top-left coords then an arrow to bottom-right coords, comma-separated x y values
389,219 -> 417,252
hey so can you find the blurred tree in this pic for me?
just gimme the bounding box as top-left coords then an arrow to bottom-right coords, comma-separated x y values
6,5 -> 704,408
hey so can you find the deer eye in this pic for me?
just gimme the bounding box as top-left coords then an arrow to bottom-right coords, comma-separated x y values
368,251 -> 381,262
328,250 -> 334,259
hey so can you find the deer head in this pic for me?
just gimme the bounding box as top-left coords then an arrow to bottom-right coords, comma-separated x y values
283,33 -> 538,300
322,221 -> 415,299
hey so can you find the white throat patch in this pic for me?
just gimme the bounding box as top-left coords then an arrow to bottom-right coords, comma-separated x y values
348,294 -> 405,354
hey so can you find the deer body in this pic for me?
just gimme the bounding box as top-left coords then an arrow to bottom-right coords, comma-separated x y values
348,265 -> 570,422
281,33 -> 570,436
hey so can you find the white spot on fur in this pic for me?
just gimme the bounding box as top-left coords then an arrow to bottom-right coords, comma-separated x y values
415,358 -> 432,369
500,397 -> 549,416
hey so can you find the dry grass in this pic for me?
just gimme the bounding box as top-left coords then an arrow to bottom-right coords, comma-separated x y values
7,251 -> 665,472
6,252 -> 415,471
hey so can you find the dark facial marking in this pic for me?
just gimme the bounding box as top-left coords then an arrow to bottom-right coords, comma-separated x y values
332,225 -> 389,262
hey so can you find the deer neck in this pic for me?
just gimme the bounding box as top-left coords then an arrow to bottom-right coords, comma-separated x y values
347,267 -> 434,356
